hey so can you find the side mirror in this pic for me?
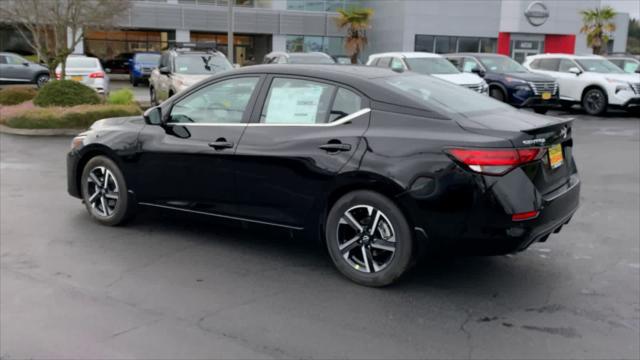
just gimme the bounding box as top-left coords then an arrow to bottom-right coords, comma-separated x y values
568,67 -> 582,75
144,106 -> 163,125
471,67 -> 486,77
159,66 -> 171,75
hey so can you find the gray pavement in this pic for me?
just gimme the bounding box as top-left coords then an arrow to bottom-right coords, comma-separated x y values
1,111 -> 639,359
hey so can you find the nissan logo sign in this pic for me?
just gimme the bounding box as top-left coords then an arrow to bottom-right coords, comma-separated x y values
524,1 -> 550,27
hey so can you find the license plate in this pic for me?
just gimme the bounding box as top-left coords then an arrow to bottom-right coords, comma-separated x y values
548,144 -> 564,169
541,92 -> 552,100
71,75 -> 83,82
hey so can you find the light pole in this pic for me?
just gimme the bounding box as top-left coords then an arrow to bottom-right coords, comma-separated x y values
227,0 -> 234,64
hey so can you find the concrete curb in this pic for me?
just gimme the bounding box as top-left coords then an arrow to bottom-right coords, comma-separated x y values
0,124 -> 81,136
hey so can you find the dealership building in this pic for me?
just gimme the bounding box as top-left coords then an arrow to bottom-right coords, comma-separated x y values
0,0 -> 631,65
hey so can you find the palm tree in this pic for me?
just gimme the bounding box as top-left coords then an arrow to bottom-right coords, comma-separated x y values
580,6 -> 617,55
335,6 -> 374,64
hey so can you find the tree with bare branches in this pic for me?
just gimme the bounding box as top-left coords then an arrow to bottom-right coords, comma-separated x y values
0,0 -> 130,78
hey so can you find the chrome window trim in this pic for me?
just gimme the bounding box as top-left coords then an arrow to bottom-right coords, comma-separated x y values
167,108 -> 371,127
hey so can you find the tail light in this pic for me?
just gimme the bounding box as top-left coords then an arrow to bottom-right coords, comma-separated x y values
88,71 -> 105,79
445,148 -> 544,175
55,71 -> 61,80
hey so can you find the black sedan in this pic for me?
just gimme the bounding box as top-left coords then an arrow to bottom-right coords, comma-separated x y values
67,65 -> 580,286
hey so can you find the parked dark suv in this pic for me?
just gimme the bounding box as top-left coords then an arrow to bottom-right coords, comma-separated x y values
446,53 -> 559,114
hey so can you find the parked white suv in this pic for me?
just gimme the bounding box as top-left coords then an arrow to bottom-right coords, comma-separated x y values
367,52 -> 488,95
523,54 -> 640,115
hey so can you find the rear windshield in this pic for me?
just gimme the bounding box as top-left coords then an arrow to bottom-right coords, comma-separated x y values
380,75 -> 512,116
174,54 -> 232,74
135,53 -> 160,63
405,58 -> 459,75
288,54 -> 335,64
66,57 -> 99,68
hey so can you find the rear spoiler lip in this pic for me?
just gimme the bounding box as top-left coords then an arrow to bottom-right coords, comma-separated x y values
520,117 -> 574,135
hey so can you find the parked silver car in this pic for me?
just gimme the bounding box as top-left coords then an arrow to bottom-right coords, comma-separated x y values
55,56 -> 110,94
0,52 -> 50,88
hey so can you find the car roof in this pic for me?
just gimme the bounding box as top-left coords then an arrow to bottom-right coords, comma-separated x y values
526,53 -> 604,60
369,52 -> 442,59
266,52 -> 333,58
446,53 -> 507,58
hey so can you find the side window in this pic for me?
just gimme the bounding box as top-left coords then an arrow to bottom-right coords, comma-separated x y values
159,53 -> 169,68
559,59 -> 577,73
276,56 -> 288,64
377,57 -> 391,68
539,58 -> 560,71
261,78 -> 335,124
623,60 -> 639,73
462,57 -> 480,73
389,57 -> 404,69
0,56 -> 7,64
529,59 -> 541,69
329,88 -> 364,122
169,77 -> 260,124
447,57 -> 462,70
368,58 -> 379,66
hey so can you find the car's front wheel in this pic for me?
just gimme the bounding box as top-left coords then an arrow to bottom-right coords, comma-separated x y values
35,74 -> 49,88
325,190 -> 414,287
489,87 -> 506,102
582,88 -> 608,116
81,156 -> 134,226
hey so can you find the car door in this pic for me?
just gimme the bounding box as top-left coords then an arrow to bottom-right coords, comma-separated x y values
2,54 -> 30,82
234,76 -> 371,228
556,58 -> 585,101
135,75 -> 265,216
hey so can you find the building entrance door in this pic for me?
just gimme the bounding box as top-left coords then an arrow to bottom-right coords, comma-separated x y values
510,38 -> 544,63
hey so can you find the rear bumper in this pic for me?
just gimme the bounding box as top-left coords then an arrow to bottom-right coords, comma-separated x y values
400,165 -> 580,255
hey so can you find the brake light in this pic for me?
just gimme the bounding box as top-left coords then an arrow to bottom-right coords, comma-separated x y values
512,211 -> 540,221
55,71 -> 61,80
88,72 -> 104,78
446,148 -> 543,175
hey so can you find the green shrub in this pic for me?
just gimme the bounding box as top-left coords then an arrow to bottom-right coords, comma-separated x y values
107,88 -> 135,105
0,87 -> 38,105
5,104 -> 142,129
33,80 -> 101,107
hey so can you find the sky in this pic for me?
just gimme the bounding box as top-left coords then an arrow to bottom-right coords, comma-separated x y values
602,0 -> 640,19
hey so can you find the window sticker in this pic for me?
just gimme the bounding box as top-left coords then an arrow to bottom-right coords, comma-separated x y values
265,86 -> 323,124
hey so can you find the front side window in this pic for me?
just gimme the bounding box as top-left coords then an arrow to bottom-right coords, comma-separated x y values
169,77 -> 260,124
174,54 -> 232,75
623,60 -> 639,73
558,59 -> 578,73
261,78 -> 335,124
6,55 -> 27,65
575,59 -> 625,73
389,57 -> 405,70
405,58 -> 459,75
381,75 -> 512,117
462,58 -> 481,73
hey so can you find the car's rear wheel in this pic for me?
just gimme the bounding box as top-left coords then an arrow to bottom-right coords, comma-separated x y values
35,74 -> 49,88
325,190 -> 413,287
582,88 -> 607,116
81,156 -> 134,226
490,87 -> 506,102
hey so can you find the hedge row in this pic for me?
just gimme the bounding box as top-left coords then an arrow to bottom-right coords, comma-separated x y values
0,87 -> 38,105
4,104 -> 142,129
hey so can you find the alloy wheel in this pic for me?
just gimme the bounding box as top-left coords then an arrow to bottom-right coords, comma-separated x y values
86,166 -> 119,217
336,205 -> 396,273
36,74 -> 49,88
584,90 -> 605,114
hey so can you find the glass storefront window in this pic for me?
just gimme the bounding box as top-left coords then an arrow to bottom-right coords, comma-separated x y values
286,36 -> 304,52
415,35 -> 497,54
434,36 -> 456,54
415,35 -> 434,52
287,0 -> 357,11
480,38 -> 497,53
286,35 -> 344,55
457,37 -> 479,52
304,36 -> 324,52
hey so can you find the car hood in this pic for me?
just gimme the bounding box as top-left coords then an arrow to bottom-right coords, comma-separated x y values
594,72 -> 640,82
496,71 -> 555,82
431,72 -> 483,85
89,116 -> 145,131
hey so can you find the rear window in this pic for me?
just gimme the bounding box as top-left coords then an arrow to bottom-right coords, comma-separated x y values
135,53 -> 160,63
380,75 -> 512,116
66,57 -> 99,68
174,54 -> 232,74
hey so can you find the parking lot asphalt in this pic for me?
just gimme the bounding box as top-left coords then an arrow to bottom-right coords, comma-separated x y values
1,110 -> 639,359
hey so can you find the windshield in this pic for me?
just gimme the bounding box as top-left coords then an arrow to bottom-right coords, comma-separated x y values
136,53 -> 160,64
405,58 -> 459,75
381,75 -> 511,116
174,54 -> 232,74
288,54 -> 335,64
477,56 -> 527,72
66,57 -> 99,68
576,59 -> 625,73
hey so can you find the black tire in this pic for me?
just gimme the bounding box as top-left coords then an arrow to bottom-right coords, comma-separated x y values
150,87 -> 158,106
490,87 -> 506,102
325,190 -> 414,287
35,73 -> 49,88
582,88 -> 608,116
533,108 -> 548,115
80,156 -> 135,226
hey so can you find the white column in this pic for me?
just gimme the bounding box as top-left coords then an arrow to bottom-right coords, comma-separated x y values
67,27 -> 84,55
175,29 -> 190,43
272,35 -> 287,52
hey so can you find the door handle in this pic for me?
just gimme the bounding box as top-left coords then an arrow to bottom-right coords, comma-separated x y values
319,142 -> 351,152
208,138 -> 234,150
